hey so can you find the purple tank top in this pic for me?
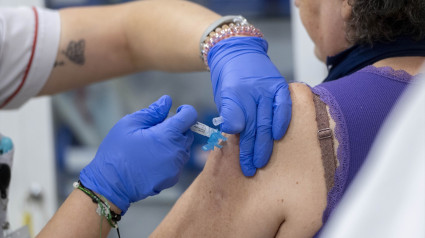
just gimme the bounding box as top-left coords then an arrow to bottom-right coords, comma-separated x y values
312,65 -> 414,224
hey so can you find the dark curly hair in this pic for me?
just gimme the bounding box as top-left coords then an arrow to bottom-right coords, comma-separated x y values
347,0 -> 425,45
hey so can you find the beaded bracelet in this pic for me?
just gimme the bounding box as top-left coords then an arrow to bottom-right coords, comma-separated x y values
73,180 -> 121,237
200,16 -> 264,68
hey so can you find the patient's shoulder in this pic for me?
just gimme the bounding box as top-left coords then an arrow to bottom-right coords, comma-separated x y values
198,82 -> 328,237
151,82 -> 330,238
288,82 -> 313,100
202,83 -> 328,237
263,83 -> 328,237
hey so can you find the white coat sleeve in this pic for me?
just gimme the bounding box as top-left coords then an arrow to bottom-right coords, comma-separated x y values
0,7 -> 60,109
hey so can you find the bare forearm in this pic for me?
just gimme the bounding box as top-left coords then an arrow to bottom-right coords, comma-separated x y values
37,189 -> 120,238
40,0 -> 220,95
123,0 -> 221,72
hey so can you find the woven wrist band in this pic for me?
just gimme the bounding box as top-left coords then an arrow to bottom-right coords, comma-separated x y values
200,15 -> 264,68
73,181 -> 121,228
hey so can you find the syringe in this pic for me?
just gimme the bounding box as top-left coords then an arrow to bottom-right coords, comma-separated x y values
190,121 -> 218,137
190,117 -> 226,151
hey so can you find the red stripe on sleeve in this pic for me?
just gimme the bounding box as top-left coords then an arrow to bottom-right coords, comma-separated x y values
0,6 -> 39,109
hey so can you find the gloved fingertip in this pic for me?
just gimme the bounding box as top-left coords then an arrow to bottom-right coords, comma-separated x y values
220,125 -> 235,134
166,105 -> 198,133
138,95 -> 172,117
272,125 -> 285,140
242,165 -> 257,177
176,105 -> 184,113
272,104 -> 292,140
272,83 -> 292,139
253,151 -> 271,168
240,152 -> 257,176
158,94 -> 172,104
176,105 -> 198,123
154,95 -> 172,114
130,95 -> 173,128
253,136 -> 273,168
220,99 -> 245,134
239,132 -> 256,176
272,129 -> 282,140
221,118 -> 245,134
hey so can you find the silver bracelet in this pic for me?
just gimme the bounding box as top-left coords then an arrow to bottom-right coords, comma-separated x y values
199,15 -> 241,54
200,15 -> 264,69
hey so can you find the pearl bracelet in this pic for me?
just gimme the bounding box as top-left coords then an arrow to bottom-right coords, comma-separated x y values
200,16 -> 264,68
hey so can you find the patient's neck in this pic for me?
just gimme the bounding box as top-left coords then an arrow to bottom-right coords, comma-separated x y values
373,56 -> 425,76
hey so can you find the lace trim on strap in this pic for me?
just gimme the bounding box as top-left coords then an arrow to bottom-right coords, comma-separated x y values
360,65 -> 419,83
311,86 -> 351,224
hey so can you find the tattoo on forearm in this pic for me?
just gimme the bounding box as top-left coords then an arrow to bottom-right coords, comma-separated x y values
62,39 -> 86,65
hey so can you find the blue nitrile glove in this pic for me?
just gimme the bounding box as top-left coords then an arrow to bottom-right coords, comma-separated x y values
208,37 -> 292,177
80,95 -> 197,215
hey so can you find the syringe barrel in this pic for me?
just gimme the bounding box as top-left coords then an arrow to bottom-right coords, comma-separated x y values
190,122 -> 217,137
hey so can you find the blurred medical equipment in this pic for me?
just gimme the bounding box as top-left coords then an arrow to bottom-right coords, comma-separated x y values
0,0 -> 58,233
0,135 -> 13,238
0,136 -> 30,238
320,69 -> 425,237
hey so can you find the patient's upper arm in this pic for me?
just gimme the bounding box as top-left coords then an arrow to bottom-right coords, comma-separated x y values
151,83 -> 329,238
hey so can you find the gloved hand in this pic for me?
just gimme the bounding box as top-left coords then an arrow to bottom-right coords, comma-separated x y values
80,95 -> 197,215
208,37 -> 292,177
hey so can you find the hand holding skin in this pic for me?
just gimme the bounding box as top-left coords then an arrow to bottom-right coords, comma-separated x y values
209,37 -> 292,176
80,95 -> 197,214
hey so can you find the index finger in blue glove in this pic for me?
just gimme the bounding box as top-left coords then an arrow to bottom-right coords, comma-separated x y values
130,95 -> 172,129
163,105 -> 198,133
253,96 -> 273,168
220,96 -> 246,134
272,85 -> 292,140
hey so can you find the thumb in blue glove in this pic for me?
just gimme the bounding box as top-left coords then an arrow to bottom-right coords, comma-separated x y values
208,37 -> 292,177
80,95 -> 197,215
